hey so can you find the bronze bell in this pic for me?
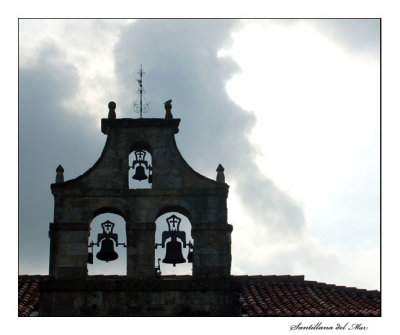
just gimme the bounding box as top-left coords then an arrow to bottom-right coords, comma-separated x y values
132,165 -> 148,181
96,238 -> 118,262
162,240 -> 186,266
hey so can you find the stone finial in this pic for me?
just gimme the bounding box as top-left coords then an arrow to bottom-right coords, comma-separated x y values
164,99 -> 173,119
56,164 -> 64,183
108,101 -> 116,119
216,164 -> 225,183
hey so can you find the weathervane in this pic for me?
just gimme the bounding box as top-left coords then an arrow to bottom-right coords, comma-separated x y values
134,65 -> 149,118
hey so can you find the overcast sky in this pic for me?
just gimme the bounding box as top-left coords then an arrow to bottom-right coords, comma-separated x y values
19,18 -> 380,290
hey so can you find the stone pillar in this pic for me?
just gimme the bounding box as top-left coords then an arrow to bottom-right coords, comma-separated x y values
49,222 -> 89,279
191,224 -> 232,278
216,164 -> 225,183
127,222 -> 156,279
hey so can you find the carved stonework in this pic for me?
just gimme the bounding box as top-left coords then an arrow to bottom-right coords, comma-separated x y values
108,101 -> 116,119
216,164 -> 225,183
55,165 -> 64,183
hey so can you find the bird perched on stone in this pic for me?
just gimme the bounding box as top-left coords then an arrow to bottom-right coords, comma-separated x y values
164,99 -> 173,119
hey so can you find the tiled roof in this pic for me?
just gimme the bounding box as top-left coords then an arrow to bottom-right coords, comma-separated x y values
239,280 -> 381,317
18,276 -> 42,317
18,275 -> 381,317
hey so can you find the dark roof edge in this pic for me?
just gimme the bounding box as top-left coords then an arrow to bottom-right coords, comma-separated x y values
101,118 -> 181,135
232,274 -> 305,284
303,280 -> 381,294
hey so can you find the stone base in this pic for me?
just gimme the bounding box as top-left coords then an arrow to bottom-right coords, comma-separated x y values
39,276 -> 241,316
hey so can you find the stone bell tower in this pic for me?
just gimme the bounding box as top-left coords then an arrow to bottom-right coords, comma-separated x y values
48,100 -> 232,282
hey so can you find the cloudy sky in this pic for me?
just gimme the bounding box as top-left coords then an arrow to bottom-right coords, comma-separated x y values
18,18 -> 380,289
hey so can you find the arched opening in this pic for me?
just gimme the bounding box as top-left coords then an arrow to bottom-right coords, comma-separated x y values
128,143 -> 153,189
87,213 -> 127,276
128,150 -> 153,189
155,210 -> 194,276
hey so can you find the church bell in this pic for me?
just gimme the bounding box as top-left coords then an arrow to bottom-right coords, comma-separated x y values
131,150 -> 152,182
88,220 -> 126,264
96,238 -> 119,262
162,240 -> 186,266
155,215 -> 194,271
132,165 -> 148,181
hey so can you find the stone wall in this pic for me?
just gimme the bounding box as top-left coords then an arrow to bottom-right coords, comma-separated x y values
47,110 -> 235,315
39,275 -> 306,316
40,276 -> 241,316
49,117 -> 232,281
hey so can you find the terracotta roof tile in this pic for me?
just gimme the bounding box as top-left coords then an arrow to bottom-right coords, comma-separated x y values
18,276 -> 43,317
240,280 -> 381,317
19,274 -> 381,317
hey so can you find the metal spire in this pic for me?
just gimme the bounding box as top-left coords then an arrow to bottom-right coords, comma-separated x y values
134,65 -> 149,118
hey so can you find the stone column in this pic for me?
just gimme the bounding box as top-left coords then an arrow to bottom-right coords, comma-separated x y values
191,224 -> 232,278
127,222 -> 156,279
49,222 -> 89,279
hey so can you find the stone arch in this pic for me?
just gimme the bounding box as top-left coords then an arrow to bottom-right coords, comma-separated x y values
90,206 -> 127,223
129,141 -> 153,155
154,205 -> 193,223
129,141 -> 153,189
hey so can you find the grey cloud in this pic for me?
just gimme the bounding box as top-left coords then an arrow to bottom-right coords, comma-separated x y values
240,19 -> 379,59
19,42 -> 105,273
236,171 -> 306,236
19,19 -> 308,274
114,19 -> 307,233
234,235 -> 343,281
114,20 -> 253,173
312,19 -> 380,58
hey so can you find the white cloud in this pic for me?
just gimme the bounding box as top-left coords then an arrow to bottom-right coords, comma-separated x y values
229,178 -> 378,289
225,19 -> 379,289
19,19 -> 132,122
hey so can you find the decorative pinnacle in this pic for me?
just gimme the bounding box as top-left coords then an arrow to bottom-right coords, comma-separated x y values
216,164 -> 225,183
108,101 -> 116,119
56,164 -> 64,183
